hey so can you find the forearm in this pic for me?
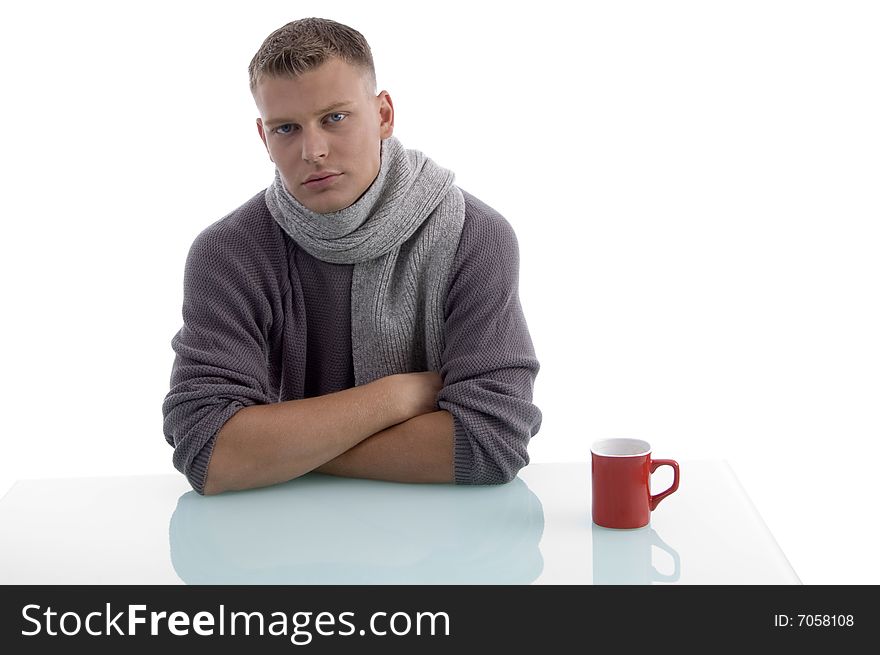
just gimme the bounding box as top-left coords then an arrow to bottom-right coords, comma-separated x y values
316,410 -> 454,483
204,375 -> 412,494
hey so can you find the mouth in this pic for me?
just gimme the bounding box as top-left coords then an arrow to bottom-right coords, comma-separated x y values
303,173 -> 342,190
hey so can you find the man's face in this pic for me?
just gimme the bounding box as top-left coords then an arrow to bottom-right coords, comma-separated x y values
254,57 -> 394,214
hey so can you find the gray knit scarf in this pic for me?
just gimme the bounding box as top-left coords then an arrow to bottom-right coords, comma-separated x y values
264,136 -> 465,385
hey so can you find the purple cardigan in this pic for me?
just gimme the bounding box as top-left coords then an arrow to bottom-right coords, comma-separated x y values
162,187 -> 542,493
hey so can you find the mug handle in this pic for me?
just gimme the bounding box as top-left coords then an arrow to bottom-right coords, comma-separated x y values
649,459 -> 680,510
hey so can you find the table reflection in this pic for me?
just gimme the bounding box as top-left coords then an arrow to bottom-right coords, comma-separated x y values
170,473 -> 544,584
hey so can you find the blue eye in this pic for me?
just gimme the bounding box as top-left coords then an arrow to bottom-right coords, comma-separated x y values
272,113 -> 345,135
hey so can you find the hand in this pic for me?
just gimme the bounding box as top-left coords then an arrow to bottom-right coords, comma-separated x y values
387,371 -> 443,420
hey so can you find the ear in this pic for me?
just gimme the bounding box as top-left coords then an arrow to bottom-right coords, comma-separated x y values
256,118 -> 274,162
377,91 -> 394,139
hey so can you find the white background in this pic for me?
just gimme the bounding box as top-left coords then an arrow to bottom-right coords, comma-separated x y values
1,1 -> 877,584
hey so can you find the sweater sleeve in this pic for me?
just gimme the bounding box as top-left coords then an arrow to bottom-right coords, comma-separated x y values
437,193 -> 542,484
162,219 -> 282,494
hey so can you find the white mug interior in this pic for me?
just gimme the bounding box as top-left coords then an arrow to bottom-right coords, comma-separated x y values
591,438 -> 651,457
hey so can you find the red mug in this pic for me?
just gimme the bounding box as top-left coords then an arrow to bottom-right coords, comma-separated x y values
591,438 -> 680,529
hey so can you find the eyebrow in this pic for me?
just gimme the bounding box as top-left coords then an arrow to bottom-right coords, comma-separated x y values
264,101 -> 355,128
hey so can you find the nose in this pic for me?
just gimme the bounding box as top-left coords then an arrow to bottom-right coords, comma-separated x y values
301,129 -> 329,163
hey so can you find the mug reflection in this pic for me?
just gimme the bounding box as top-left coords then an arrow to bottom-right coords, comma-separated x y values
591,523 -> 680,584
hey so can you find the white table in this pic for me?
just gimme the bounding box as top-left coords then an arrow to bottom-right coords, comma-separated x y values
0,460 -> 798,584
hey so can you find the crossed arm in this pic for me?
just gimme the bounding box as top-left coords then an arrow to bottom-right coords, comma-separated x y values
203,372 -> 453,495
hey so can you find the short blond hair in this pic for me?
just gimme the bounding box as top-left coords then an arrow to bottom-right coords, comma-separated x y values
248,17 -> 376,95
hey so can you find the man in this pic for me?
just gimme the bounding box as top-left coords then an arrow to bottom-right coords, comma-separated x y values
162,17 -> 541,495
